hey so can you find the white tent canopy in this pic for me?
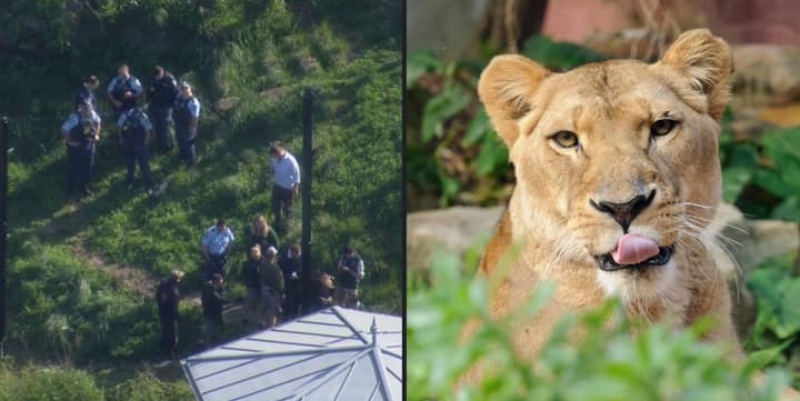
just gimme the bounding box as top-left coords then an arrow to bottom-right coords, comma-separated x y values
181,306 -> 403,401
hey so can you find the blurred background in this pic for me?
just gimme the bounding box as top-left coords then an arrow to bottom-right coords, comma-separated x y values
407,0 -> 800,392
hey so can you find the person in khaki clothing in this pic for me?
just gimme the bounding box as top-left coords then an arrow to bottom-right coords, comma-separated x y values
260,246 -> 284,328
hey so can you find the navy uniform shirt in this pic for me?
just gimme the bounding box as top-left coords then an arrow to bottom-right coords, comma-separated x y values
107,75 -> 143,110
173,95 -> 201,126
74,85 -> 97,112
117,109 -> 153,146
148,73 -> 178,108
62,110 -> 101,146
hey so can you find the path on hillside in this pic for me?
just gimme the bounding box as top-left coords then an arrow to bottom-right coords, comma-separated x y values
25,198 -> 162,299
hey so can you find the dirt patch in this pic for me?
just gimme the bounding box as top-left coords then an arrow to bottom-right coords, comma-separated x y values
67,239 -> 159,300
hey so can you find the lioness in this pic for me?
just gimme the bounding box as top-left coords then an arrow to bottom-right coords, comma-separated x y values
477,29 -> 742,361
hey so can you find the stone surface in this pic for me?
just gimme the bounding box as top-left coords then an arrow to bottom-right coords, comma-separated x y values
407,0 -> 489,57
407,206 -> 503,271
730,45 -> 800,106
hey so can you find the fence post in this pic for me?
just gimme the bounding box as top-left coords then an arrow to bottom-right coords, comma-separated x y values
301,89 -> 314,281
0,116 -> 9,342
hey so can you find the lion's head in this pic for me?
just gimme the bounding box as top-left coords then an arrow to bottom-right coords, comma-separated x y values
478,29 -> 733,302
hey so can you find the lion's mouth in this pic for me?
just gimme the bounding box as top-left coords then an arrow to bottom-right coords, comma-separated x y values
596,245 -> 674,271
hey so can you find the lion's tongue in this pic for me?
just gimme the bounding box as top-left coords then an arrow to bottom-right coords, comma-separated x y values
610,234 -> 660,265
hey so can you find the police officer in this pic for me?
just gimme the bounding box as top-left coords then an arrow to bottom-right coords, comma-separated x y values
107,64 -> 143,120
74,75 -> 100,112
117,106 -> 155,195
147,66 -> 178,152
156,270 -> 184,360
61,102 -> 101,197
173,81 -> 201,166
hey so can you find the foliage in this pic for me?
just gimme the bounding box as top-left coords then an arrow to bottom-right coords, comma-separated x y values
4,0 -> 401,376
0,364 -> 104,401
407,247 -> 793,401
406,35 -> 607,208
719,125 -> 800,222
106,371 -> 194,401
6,240 -> 171,361
744,253 -> 800,388
0,360 -> 193,401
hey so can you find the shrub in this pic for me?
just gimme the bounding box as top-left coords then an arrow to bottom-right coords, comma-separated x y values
106,371 -> 194,401
407,248 -> 793,401
0,366 -> 104,401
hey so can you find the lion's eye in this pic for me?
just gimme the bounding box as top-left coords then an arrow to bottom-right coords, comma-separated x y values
550,130 -> 579,148
650,119 -> 678,137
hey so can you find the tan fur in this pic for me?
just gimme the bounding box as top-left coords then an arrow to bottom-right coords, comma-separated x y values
475,29 -> 745,365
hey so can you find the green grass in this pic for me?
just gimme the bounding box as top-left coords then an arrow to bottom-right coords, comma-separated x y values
3,0 -> 401,394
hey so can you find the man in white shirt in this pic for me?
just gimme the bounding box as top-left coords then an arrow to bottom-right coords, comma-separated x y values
269,143 -> 300,230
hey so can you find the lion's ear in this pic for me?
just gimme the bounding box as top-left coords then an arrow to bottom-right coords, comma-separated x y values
658,29 -> 733,120
478,55 -> 550,147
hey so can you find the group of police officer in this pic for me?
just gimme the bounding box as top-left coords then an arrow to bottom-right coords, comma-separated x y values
62,64 -> 201,197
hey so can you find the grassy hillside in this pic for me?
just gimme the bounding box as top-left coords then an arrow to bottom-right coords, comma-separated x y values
2,0 -> 401,397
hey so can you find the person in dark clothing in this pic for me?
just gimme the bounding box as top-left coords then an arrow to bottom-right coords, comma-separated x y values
241,245 -> 264,328
117,107 -> 155,194
337,246 -> 365,309
75,75 -> 100,112
61,102 -> 102,197
147,66 -> 178,152
156,270 -> 184,360
260,246 -> 284,328
173,81 -> 200,166
307,272 -> 335,313
278,244 -> 303,320
249,213 -> 280,254
201,274 -> 227,348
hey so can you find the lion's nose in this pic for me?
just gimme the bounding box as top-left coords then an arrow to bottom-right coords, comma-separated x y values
590,189 -> 656,232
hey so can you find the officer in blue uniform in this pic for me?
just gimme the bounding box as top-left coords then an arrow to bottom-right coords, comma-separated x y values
107,64 -> 143,120
117,106 -> 155,195
147,66 -> 178,153
61,102 -> 101,197
74,75 -> 99,112
173,81 -> 201,166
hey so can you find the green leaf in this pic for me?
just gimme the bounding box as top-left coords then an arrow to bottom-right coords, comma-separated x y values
755,128 -> 800,198
721,167 -> 753,203
420,83 -> 471,142
721,106 -> 735,123
775,279 -> 800,338
753,169 -> 796,199
726,144 -> 760,169
747,268 -> 785,310
746,341 -> 790,372
474,135 -> 509,176
407,50 -> 443,87
769,196 -> 800,222
522,35 -> 609,70
438,174 -> 462,206
463,107 -> 492,146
